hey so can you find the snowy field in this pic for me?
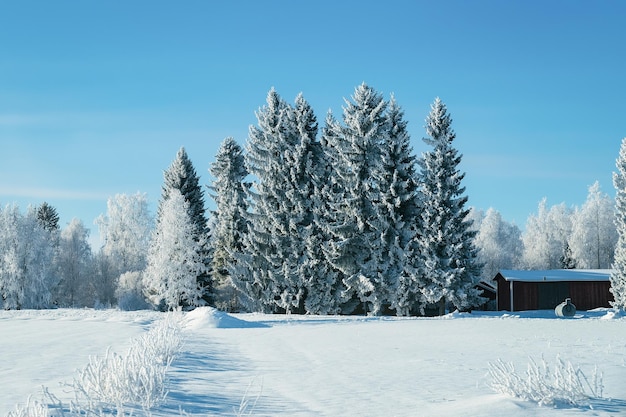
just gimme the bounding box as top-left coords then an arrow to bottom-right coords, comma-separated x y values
2,308 -> 626,417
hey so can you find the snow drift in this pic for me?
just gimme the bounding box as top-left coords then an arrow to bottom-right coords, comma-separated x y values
182,306 -> 268,330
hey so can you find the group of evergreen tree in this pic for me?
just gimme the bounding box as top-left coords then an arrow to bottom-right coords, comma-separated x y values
208,84 -> 484,316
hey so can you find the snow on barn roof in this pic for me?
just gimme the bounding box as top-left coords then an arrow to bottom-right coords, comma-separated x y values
496,269 -> 612,282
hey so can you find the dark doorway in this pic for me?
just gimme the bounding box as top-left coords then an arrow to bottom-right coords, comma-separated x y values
538,282 -> 569,309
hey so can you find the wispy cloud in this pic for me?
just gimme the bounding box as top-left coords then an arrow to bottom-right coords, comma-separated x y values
0,186 -> 110,201
0,114 -> 48,127
0,111 -> 115,128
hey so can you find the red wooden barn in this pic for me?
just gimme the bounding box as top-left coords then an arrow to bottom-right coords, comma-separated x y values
493,269 -> 614,312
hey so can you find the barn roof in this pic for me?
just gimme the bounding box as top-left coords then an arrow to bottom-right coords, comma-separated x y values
496,269 -> 612,282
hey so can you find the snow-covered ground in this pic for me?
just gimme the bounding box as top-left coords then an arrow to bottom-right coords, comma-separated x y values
2,308 -> 625,416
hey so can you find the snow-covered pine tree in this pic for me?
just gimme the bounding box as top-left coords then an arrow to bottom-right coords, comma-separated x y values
286,93 -> 334,314
232,89 -> 293,312
209,137 -> 249,311
309,111 -> 349,314
36,202 -> 60,232
143,189 -> 205,311
610,138 -> 626,310
233,89 -> 322,313
417,98 -> 483,315
159,147 -> 212,303
378,96 -> 422,316
320,83 -> 390,315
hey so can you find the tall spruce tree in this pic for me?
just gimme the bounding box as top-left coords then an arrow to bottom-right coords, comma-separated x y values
379,97 -> 421,316
232,89 -> 296,312
209,137 -> 249,311
286,94 -> 330,314
417,98 -> 483,315
320,84 -> 390,315
233,90 -> 325,313
311,111 -> 348,314
158,147 -> 212,303
610,138 -> 626,310
36,202 -> 60,232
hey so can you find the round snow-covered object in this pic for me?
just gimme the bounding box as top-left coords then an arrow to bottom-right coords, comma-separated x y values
555,298 -> 576,317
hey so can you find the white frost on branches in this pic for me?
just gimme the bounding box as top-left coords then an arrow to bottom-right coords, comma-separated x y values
143,190 -> 206,311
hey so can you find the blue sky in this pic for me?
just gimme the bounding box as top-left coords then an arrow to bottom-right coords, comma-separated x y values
1,0 -> 624,247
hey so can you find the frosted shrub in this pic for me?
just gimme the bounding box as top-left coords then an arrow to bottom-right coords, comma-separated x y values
115,271 -> 150,311
489,355 -> 603,407
69,313 -> 183,414
6,396 -> 49,417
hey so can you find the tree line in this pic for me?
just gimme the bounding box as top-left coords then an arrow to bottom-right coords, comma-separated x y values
1,84 -> 624,313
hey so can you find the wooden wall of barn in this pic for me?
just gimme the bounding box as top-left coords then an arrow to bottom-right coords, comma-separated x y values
569,281 -> 613,310
495,274 -> 614,311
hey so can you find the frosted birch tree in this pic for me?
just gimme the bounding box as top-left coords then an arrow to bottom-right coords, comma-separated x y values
417,98 -> 483,315
96,193 -> 153,276
0,205 -> 57,309
610,138 -> 626,310
522,199 -> 573,269
56,218 -> 93,307
475,208 -> 523,281
143,189 -> 205,311
569,181 -> 617,269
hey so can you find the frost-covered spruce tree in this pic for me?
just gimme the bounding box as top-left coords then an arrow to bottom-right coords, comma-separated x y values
288,94 -> 337,314
233,89 -> 320,313
417,98 -> 483,315
159,147 -> 212,303
144,189 -> 205,311
379,97 -> 422,316
308,111 -> 349,314
610,138 -> 626,310
321,84 -> 390,315
232,89 -> 293,312
209,137 -> 249,311
36,202 -> 60,232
